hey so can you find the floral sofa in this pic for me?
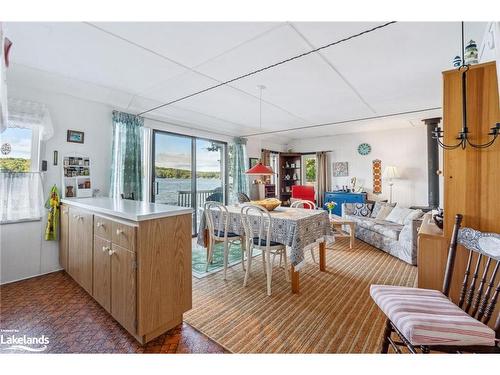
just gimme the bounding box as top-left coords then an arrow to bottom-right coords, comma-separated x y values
341,202 -> 424,265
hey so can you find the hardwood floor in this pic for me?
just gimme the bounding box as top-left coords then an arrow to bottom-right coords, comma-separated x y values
0,271 -> 228,354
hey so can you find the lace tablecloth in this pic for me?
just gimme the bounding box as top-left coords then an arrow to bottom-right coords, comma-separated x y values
197,205 -> 334,269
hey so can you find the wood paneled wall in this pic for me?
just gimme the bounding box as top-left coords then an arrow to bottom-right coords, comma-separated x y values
443,61 -> 500,327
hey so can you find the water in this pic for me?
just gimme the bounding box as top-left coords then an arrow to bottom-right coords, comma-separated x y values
155,178 -> 222,205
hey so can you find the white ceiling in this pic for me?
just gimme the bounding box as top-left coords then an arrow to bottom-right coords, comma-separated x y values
5,21 -> 487,143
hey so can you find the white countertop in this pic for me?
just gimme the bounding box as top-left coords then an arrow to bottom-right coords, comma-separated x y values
61,197 -> 193,222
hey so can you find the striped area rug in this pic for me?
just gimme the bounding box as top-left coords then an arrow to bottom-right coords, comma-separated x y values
184,238 -> 417,353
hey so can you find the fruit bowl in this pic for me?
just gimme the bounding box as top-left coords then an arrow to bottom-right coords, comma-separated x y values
251,198 -> 281,211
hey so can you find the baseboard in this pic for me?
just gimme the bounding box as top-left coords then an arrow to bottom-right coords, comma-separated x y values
0,268 -> 63,285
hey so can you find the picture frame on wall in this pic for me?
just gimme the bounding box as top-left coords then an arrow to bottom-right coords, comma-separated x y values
249,157 -> 259,168
67,130 -> 84,144
333,161 -> 349,177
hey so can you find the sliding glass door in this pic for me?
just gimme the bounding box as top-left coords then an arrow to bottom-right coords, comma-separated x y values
152,130 -> 227,235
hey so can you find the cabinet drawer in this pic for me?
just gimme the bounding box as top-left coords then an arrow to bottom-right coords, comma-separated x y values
94,215 -> 112,240
112,222 -> 136,251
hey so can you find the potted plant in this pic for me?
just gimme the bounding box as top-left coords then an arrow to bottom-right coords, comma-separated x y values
325,201 -> 336,219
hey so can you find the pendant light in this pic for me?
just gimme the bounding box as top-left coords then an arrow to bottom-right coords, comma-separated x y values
432,22 -> 500,150
246,85 -> 273,176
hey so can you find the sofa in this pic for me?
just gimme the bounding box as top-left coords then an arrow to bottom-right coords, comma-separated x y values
341,202 -> 424,265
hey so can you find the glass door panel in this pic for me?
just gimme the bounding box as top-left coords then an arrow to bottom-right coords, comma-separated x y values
152,131 -> 195,233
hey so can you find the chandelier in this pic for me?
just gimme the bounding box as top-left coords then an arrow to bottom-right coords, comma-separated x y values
433,22 -> 500,150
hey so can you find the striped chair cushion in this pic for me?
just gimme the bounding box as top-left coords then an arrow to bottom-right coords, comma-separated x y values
370,285 -> 496,347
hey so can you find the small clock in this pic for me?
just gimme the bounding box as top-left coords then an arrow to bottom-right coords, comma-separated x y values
357,143 -> 371,156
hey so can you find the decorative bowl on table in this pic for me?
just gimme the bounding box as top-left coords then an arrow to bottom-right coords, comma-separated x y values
251,198 -> 282,211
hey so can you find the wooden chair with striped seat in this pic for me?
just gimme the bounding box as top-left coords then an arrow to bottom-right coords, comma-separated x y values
371,214 -> 500,353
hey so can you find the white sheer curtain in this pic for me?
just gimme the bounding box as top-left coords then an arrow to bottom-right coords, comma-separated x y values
0,172 -> 44,223
7,98 -> 54,140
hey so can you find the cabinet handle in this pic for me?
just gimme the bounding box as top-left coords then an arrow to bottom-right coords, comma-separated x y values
116,229 -> 123,235
102,246 -> 109,252
108,249 -> 115,256
97,222 -> 103,228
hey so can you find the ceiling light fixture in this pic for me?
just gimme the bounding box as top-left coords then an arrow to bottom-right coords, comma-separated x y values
432,21 -> 500,150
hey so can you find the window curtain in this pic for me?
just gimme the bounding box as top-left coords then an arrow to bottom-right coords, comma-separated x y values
232,137 -> 249,196
316,151 -> 329,207
0,172 -> 43,223
7,98 -> 54,140
109,111 -> 144,201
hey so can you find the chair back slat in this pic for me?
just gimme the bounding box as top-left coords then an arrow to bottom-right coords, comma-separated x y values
204,201 -> 229,239
471,257 -> 492,317
443,214 -> 500,333
240,204 -> 272,249
478,261 -> 500,320
464,254 -> 483,313
290,200 -> 316,209
458,250 -> 474,308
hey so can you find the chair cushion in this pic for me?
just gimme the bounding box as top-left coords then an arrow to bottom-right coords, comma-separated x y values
214,230 -> 240,238
253,237 -> 282,247
370,285 -> 496,347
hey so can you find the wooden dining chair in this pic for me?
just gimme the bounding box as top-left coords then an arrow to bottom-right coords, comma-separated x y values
290,199 -> 318,263
240,204 -> 289,296
204,201 -> 245,279
371,214 -> 500,353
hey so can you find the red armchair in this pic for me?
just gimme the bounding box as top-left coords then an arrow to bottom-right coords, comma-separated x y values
291,185 -> 316,208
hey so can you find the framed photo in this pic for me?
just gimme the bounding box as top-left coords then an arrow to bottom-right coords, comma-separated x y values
333,161 -> 349,177
249,158 -> 259,168
67,130 -> 84,144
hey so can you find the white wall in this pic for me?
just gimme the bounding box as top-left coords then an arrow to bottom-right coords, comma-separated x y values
1,86 -> 114,284
286,125 -> 429,207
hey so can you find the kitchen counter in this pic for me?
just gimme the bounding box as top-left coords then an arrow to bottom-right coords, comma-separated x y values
61,197 -> 192,222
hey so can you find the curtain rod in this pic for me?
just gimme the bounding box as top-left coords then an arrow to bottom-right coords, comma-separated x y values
137,21 -> 397,116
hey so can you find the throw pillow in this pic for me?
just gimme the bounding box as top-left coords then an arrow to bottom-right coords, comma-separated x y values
385,205 -> 413,225
352,203 -> 374,217
375,205 -> 394,220
370,200 -> 393,218
403,209 -> 424,225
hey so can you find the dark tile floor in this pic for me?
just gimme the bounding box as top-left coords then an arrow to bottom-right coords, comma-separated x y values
0,271 -> 228,353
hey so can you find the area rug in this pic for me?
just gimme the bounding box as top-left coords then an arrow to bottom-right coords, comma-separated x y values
184,238 -> 417,353
192,240 -> 246,279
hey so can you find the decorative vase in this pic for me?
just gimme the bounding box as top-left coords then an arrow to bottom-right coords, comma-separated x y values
464,40 -> 478,65
453,55 -> 462,67
328,209 -> 333,220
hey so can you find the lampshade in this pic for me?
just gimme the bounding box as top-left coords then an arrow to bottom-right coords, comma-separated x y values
245,162 -> 273,175
383,166 -> 399,179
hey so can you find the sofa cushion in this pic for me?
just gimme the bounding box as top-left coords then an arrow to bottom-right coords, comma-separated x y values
386,205 -> 414,224
370,285 -> 496,347
371,201 -> 395,218
351,203 -> 374,217
345,215 -> 403,240
375,205 -> 394,220
404,209 -> 424,225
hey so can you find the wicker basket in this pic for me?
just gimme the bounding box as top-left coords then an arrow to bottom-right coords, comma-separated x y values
251,198 -> 281,211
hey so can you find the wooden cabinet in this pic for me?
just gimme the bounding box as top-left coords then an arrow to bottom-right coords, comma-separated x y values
110,243 -> 136,334
93,235 -> 111,312
68,207 -> 93,294
59,204 -> 69,270
60,200 -> 191,344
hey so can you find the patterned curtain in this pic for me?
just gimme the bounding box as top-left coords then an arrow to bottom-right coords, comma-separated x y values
316,151 -> 329,207
232,137 -> 249,196
109,111 -> 144,200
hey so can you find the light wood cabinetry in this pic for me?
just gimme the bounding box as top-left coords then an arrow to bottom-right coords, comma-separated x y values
110,243 -> 136,334
60,202 -> 191,344
92,235 -> 111,312
59,204 -> 69,270
68,207 -> 93,294
418,61 -> 500,329
417,213 -> 447,290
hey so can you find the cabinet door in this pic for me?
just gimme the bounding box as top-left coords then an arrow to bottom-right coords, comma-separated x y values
93,236 -> 111,312
110,243 -> 136,334
59,205 -> 69,270
68,207 -> 93,294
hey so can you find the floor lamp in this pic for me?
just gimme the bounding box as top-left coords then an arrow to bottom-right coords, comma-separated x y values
383,166 -> 399,204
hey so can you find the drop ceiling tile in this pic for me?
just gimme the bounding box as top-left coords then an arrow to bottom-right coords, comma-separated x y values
6,22 -> 187,94
92,22 -> 282,68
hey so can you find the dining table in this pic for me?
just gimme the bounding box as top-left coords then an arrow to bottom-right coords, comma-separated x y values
197,204 -> 334,294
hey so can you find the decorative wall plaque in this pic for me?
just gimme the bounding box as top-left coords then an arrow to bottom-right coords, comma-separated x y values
332,161 -> 348,177
372,159 -> 382,194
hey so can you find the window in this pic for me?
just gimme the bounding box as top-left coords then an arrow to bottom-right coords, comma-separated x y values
0,125 -> 43,223
303,154 -> 317,187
